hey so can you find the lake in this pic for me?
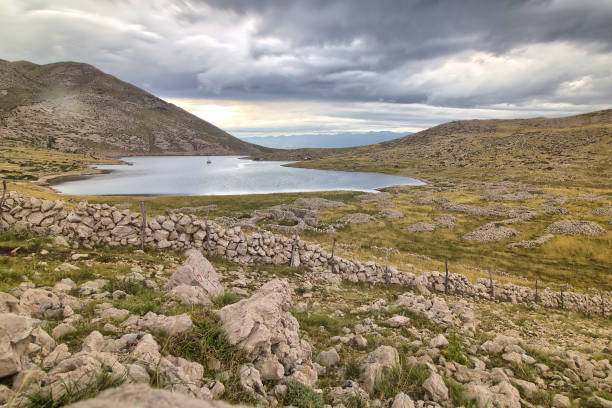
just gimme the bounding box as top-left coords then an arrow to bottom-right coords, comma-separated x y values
52,156 -> 425,196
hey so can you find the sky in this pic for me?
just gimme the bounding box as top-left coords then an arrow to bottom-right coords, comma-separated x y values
1,0 -> 611,138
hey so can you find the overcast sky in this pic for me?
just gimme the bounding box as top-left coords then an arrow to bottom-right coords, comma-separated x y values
1,0 -> 611,137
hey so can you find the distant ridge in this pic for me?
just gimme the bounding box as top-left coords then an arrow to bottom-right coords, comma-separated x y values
0,59 -> 266,155
241,131 -> 410,149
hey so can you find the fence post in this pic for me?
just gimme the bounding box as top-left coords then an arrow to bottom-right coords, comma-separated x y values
0,179 -> 6,208
535,279 -> 539,303
139,201 -> 146,251
205,211 -> 211,256
384,249 -> 389,284
0,179 -> 6,232
560,287 -> 564,309
601,291 -> 605,316
444,259 -> 449,295
329,237 -> 336,273
290,231 -> 299,267
488,265 -> 494,299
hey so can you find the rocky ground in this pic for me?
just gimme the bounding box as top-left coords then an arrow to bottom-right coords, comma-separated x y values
0,231 -> 610,408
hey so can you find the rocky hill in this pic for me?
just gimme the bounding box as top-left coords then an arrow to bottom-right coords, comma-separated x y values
283,110 -> 612,188
0,59 -> 266,156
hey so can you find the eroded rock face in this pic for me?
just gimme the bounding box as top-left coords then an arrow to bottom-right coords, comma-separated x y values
65,383 -> 246,408
216,279 -> 317,387
167,249 -> 223,298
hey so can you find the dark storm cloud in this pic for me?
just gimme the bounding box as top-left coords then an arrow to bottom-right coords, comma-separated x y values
0,0 -> 610,128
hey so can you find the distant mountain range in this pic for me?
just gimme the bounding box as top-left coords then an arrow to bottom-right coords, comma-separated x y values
241,131 -> 409,149
0,59 -> 265,156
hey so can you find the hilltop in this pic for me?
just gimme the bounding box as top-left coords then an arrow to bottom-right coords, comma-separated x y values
281,110 -> 612,188
0,59 -> 266,156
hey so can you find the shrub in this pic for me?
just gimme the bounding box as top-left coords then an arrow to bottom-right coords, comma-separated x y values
283,381 -> 324,408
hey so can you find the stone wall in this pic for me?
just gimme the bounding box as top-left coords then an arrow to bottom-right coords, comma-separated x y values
1,191 -> 609,315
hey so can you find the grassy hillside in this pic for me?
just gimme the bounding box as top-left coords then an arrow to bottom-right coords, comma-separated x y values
282,110 -> 612,188
0,59 -> 268,155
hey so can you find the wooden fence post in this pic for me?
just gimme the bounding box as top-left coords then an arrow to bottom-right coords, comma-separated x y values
290,231 -> 299,267
560,287 -> 564,309
0,179 -> 6,232
384,249 -> 389,284
329,237 -> 336,272
444,259 -> 449,295
0,179 -> 6,208
139,201 -> 146,251
535,279 -> 539,303
488,265 -> 494,299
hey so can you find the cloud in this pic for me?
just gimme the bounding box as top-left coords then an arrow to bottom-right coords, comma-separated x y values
0,0 -> 611,135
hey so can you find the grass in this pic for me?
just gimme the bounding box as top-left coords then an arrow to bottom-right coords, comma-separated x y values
159,308 -> 256,404
371,355 -> 430,400
23,370 -> 125,408
441,331 -> 469,366
293,312 -> 344,343
445,378 -> 478,408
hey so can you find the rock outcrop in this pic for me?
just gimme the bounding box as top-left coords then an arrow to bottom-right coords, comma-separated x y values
216,279 -> 317,387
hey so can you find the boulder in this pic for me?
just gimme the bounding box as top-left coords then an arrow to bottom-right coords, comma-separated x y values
392,392 -> 415,408
361,345 -> 399,393
0,292 -> 25,315
167,250 -> 223,298
19,289 -> 62,319
0,313 -> 39,378
169,285 -> 212,306
423,371 -> 449,402
317,348 -> 340,367
122,312 -> 193,337
216,279 -> 316,387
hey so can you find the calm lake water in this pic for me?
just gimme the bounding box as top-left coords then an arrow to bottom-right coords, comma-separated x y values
52,156 -> 424,196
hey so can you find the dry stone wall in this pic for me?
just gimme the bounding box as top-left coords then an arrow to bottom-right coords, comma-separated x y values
1,191 -> 609,315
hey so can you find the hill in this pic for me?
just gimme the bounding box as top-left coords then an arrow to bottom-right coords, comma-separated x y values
0,59 -> 266,155
283,110 -> 612,188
